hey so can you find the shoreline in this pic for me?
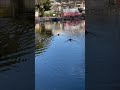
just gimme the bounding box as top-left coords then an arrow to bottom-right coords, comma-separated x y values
35,16 -> 85,23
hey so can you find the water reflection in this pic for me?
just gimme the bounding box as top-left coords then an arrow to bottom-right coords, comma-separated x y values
35,20 -> 85,90
0,18 -> 34,90
35,23 -> 53,56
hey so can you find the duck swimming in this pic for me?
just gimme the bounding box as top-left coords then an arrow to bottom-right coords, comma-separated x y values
69,38 -> 72,41
85,31 -> 88,34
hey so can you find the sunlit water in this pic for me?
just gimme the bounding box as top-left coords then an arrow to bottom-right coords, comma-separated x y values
35,20 -> 85,90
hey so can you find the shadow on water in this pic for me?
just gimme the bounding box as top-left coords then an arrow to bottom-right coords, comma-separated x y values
35,20 -> 85,90
0,18 -> 34,90
86,6 -> 120,90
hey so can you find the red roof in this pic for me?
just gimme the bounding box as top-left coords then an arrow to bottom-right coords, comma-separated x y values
61,12 -> 80,17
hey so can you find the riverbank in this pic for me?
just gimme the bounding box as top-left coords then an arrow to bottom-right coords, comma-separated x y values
35,16 -> 85,23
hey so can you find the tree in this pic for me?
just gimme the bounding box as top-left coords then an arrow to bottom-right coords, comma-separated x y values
35,0 -> 51,17
43,0 -> 51,11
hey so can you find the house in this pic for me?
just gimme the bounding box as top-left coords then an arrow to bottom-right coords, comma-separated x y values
50,0 -> 62,12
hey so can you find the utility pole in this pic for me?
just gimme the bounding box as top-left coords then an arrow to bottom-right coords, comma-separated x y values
75,0 -> 77,8
61,0 -> 63,12
69,0 -> 71,8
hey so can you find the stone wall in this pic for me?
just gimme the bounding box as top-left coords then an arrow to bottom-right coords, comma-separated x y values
86,0 -> 108,9
0,0 -> 34,18
0,0 -> 11,17
86,0 -> 117,9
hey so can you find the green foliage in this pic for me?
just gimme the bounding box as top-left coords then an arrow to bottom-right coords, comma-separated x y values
35,0 -> 51,17
35,4 -> 40,10
43,0 -> 51,11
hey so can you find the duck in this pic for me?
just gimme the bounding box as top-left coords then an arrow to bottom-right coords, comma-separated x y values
85,31 -> 88,34
69,38 -> 72,41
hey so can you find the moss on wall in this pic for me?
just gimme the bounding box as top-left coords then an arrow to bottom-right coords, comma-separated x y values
0,7 -> 11,17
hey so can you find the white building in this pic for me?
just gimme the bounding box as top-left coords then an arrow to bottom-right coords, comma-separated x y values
50,0 -> 62,12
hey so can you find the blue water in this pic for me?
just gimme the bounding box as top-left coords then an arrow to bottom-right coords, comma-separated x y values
35,21 -> 85,90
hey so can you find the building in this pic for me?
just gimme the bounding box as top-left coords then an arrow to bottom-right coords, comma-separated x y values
59,0 -> 85,9
50,0 -> 62,12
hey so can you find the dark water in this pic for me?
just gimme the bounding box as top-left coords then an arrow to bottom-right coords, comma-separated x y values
0,18 -> 34,90
35,20 -> 85,90
86,7 -> 120,90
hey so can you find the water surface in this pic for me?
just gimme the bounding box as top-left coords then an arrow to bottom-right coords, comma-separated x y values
0,18 -> 34,90
35,20 -> 85,90
86,7 -> 120,90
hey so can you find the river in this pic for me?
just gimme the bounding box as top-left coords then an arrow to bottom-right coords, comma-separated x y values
35,20 -> 85,90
